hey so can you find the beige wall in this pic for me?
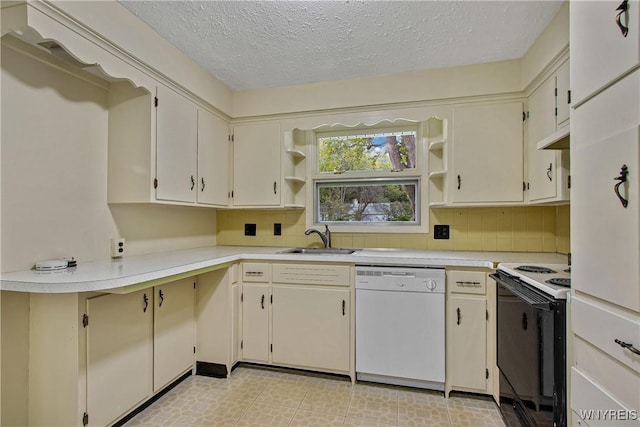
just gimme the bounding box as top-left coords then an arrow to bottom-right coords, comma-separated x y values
217,206 -> 570,254
0,42 -> 217,273
233,59 -> 522,118
521,2 -> 570,90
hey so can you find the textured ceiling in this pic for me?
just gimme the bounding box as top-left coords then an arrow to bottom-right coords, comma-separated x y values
119,1 -> 563,91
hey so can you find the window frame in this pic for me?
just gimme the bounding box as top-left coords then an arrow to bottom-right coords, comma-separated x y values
307,120 -> 429,234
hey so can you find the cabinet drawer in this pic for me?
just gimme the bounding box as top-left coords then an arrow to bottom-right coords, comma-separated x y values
242,263 -> 270,282
272,263 -> 350,287
447,271 -> 486,294
571,367 -> 637,425
572,296 -> 640,375
573,335 -> 640,414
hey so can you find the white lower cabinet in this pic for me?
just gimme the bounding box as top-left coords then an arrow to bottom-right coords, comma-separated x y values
240,262 -> 353,378
241,283 -> 271,362
445,269 -> 496,397
447,295 -> 487,391
84,279 -> 195,427
153,278 -> 195,392
195,267 -> 235,375
86,290 -> 153,427
272,286 -> 350,372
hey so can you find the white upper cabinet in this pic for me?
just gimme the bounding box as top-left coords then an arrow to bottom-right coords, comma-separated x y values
451,101 -> 524,205
197,109 -> 230,206
108,82 -> 230,208
526,61 -> 570,204
570,0 -> 640,105
556,61 -> 570,128
571,71 -> 640,313
155,85 -> 198,203
232,122 -> 282,207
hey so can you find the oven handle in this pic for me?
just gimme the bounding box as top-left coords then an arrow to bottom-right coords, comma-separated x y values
490,273 -> 552,310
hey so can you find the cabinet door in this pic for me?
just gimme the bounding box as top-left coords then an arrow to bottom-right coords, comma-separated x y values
197,109 -> 230,206
570,0 -> 640,105
154,279 -> 195,392
241,283 -> 270,362
447,295 -> 487,391
272,286 -> 350,372
86,290 -> 153,427
556,61 -> 570,128
572,126 -> 639,312
528,77 -> 559,201
156,85 -> 197,203
233,122 -> 281,206
452,102 -> 524,203
231,282 -> 241,365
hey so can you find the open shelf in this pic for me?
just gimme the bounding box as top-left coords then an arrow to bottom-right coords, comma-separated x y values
283,129 -> 308,209
285,149 -> 306,160
427,118 -> 448,207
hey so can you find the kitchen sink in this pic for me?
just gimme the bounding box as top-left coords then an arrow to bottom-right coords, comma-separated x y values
278,247 -> 359,255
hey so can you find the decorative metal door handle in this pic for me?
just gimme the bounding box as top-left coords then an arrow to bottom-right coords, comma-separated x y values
273,181 -> 277,194
342,300 -> 346,316
158,289 -> 164,307
546,163 -> 553,181
457,175 -> 461,190
616,0 -> 630,37
190,175 -> 195,191
615,338 -> 640,355
261,294 -> 265,310
456,307 -> 461,325
614,164 -> 629,208
201,177 -> 205,192
143,293 -> 149,312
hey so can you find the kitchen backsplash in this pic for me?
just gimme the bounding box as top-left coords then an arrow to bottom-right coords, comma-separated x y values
217,206 -> 571,254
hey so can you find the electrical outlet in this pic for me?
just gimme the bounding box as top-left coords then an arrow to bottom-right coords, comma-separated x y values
434,225 -> 450,240
244,224 -> 257,236
110,238 -> 125,258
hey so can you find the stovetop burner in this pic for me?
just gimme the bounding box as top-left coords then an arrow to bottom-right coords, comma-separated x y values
516,265 -> 557,274
546,277 -> 571,287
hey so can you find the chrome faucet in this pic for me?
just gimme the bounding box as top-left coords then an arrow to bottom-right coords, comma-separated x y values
304,225 -> 331,248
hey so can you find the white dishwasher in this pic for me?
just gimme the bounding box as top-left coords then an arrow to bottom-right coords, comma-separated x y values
355,265 -> 445,390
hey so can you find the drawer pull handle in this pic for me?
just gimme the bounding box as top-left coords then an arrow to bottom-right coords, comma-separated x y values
456,281 -> 481,286
261,294 -> 265,310
456,307 -> 461,325
614,339 -> 640,355
342,299 -> 346,316
615,0 -> 629,37
614,165 -> 629,208
246,272 -> 264,276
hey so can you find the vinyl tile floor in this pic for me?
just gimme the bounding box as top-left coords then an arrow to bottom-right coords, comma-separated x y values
124,365 -> 506,427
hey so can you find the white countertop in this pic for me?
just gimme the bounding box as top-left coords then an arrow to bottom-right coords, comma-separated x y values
0,246 -> 568,294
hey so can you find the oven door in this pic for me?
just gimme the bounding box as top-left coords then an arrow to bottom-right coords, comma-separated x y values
491,272 -> 566,427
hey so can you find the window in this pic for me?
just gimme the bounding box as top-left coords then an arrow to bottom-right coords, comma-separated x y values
318,130 -> 417,173
316,178 -> 419,224
310,122 -> 427,232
